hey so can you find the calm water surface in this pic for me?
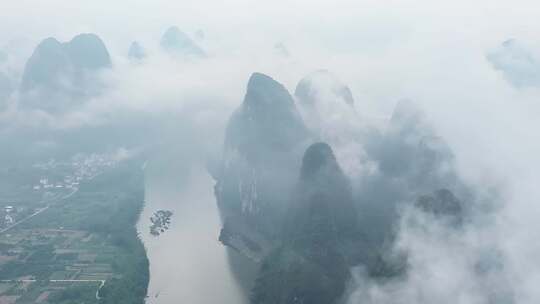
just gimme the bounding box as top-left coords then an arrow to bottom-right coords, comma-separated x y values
137,159 -> 255,304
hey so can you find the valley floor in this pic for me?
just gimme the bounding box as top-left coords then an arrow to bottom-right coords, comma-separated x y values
0,157 -> 149,304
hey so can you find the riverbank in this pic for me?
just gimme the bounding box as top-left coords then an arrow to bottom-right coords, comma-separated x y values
138,158 -> 257,304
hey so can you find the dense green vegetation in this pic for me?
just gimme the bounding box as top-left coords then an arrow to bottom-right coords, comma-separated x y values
0,159 -> 149,303
78,160 -> 149,304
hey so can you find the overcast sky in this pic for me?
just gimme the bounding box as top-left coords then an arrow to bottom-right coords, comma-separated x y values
2,0 -> 540,209
3,0 -> 540,112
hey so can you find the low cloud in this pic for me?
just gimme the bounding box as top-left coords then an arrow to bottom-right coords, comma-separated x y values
2,2 -> 540,303
487,39 -> 540,88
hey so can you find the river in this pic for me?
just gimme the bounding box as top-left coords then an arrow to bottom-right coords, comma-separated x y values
137,158 -> 256,304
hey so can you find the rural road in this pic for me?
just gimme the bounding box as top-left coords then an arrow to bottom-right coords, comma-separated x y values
0,187 -> 78,235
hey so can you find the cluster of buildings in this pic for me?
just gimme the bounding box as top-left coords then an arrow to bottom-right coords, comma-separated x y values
33,177 -> 80,191
4,205 -> 14,226
32,153 -> 118,192
0,205 -> 25,228
1,153 -> 123,229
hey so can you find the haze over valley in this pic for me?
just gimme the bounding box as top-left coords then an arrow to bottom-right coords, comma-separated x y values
1,1 -> 540,303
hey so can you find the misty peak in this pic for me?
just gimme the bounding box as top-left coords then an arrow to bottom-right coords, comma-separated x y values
19,33 -> 112,112
224,72 -> 308,161
502,38 -> 516,47
28,37 -> 65,66
160,26 -> 205,57
161,26 -> 184,46
247,72 -> 277,88
20,37 -> 69,92
238,72 -> 308,151
22,33 -> 111,91
128,41 -> 146,60
487,38 -> 540,88
295,70 -> 354,106
289,141 -> 358,248
390,99 -> 425,129
300,142 -> 339,180
65,33 -> 112,69
36,37 -> 63,50
273,42 -> 290,57
216,73 -> 309,239
244,72 -> 295,107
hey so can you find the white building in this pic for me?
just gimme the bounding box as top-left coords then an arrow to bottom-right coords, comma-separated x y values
4,214 -> 13,225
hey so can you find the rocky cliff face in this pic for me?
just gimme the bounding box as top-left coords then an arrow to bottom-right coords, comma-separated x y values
216,73 -> 309,242
19,33 -> 111,112
251,142 -> 360,304
357,98 -> 468,261
288,142 -> 358,246
216,73 -> 469,304
416,188 -> 463,224
225,73 -> 309,164
374,99 -> 456,188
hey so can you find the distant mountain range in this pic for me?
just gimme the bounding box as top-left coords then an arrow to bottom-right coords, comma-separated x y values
19,33 -> 111,112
